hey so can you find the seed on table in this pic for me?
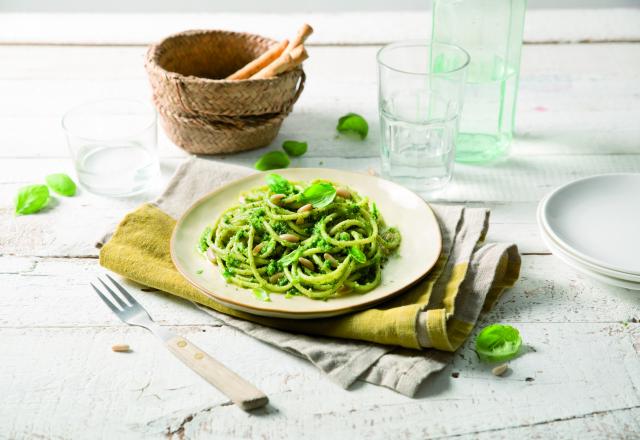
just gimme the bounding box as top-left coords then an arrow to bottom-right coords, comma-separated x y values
298,257 -> 314,270
492,363 -> 509,376
252,242 -> 265,255
324,253 -> 338,267
335,187 -> 351,198
269,272 -> 284,284
279,233 -> 300,243
297,203 -> 312,213
111,344 -> 130,353
270,194 -> 285,204
205,248 -> 217,264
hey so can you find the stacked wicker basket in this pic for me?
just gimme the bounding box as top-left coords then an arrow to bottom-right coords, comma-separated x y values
145,27 -> 310,155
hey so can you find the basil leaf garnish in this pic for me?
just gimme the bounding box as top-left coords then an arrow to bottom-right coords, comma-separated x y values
336,113 -> 368,140
15,184 -> 50,215
300,182 -> 336,208
266,173 -> 293,195
255,151 -> 291,171
282,140 -> 308,157
45,173 -> 77,197
349,247 -> 367,264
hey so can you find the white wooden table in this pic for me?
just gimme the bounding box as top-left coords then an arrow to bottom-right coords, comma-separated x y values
1,10 -> 640,439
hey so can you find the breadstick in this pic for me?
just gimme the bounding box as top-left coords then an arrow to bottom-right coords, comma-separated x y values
285,23 -> 313,53
226,39 -> 289,80
250,45 -> 308,79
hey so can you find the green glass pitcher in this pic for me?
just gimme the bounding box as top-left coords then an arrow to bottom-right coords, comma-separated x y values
432,0 -> 527,163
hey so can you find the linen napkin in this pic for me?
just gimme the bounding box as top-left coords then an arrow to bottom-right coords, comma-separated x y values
98,157 -> 520,396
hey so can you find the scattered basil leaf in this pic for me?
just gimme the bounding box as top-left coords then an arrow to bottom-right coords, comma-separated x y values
337,113 -> 369,140
349,247 -> 367,264
475,324 -> 522,363
300,182 -> 336,208
252,288 -> 271,302
196,269 -> 203,275
282,140 -> 308,157
15,184 -> 50,216
266,173 -> 294,195
198,226 -> 212,253
255,151 -> 291,171
45,173 -> 76,197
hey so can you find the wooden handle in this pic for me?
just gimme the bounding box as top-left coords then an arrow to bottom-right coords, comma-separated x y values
166,336 -> 268,411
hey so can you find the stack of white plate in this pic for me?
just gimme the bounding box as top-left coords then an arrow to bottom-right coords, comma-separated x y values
537,174 -> 640,290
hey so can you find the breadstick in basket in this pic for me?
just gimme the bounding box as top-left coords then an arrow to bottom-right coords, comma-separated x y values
226,39 -> 289,80
250,45 -> 308,79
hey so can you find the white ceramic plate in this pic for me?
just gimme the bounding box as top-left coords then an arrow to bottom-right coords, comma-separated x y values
171,168 -> 442,319
537,199 -> 640,283
540,174 -> 640,276
538,216 -> 640,291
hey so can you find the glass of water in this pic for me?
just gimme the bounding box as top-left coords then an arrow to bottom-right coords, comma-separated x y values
377,41 -> 469,191
62,99 -> 160,197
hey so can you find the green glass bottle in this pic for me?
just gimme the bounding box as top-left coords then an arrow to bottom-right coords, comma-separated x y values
432,0 -> 527,164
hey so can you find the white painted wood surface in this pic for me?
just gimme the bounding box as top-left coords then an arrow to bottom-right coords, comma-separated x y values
1,11 -> 639,439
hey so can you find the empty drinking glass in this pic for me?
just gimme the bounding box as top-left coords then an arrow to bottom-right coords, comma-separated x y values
377,41 -> 469,191
62,99 -> 160,197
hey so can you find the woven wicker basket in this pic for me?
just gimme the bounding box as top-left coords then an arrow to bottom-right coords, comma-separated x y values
145,30 -> 305,155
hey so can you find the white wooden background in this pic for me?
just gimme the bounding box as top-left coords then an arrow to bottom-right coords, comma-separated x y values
1,10 -> 639,439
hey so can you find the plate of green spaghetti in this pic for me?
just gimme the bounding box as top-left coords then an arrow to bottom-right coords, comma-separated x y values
171,168 -> 441,319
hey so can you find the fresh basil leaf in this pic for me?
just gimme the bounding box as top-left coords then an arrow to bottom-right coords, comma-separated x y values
300,182 -> 336,208
475,324 -> 522,363
282,140 -> 308,157
337,113 -> 369,140
15,184 -> 50,215
255,151 -> 290,171
45,173 -> 76,197
349,247 -> 367,264
252,288 -> 271,302
266,173 -> 293,195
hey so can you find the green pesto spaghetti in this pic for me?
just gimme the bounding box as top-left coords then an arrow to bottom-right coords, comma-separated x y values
198,174 -> 401,301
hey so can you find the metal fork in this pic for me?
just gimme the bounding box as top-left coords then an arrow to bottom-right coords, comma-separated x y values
91,274 -> 268,411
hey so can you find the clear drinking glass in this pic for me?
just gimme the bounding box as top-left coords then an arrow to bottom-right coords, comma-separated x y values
432,0 -> 527,164
377,41 -> 469,191
62,99 -> 160,197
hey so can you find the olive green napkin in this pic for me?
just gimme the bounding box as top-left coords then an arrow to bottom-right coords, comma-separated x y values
98,157 -> 520,396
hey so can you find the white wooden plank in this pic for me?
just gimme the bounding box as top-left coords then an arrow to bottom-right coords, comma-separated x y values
1,321 -> 638,439
469,408 -> 640,440
1,255 -> 638,329
0,9 -> 639,46
0,44 -> 638,159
